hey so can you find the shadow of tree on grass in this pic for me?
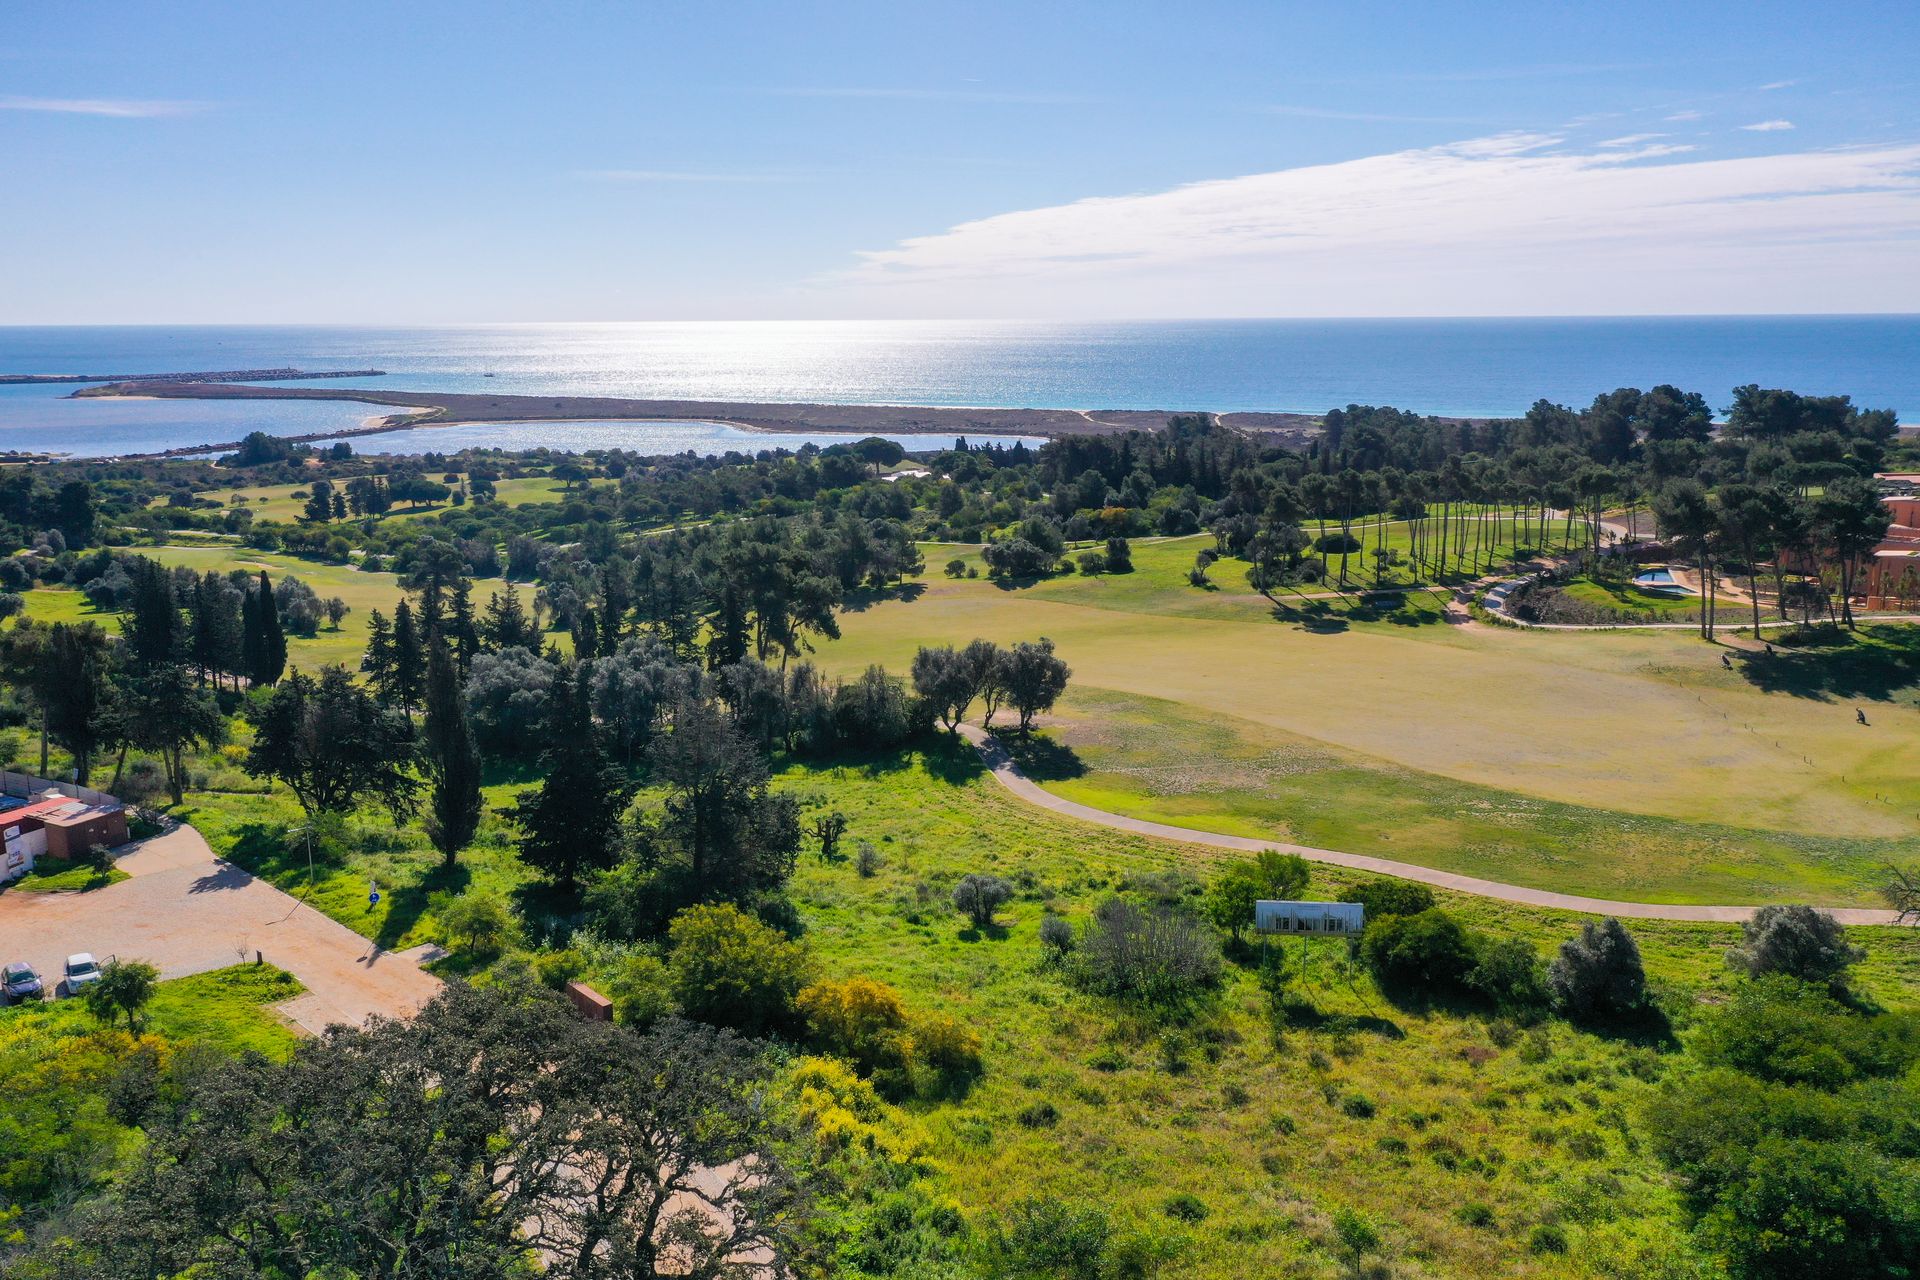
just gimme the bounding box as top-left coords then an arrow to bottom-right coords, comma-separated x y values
1737,624 -> 1920,703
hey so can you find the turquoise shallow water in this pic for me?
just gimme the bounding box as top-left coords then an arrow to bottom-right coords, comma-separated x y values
1,317 -> 1914,456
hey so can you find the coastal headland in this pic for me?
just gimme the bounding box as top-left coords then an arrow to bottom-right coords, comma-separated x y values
72,379 -> 1328,454
4,367 -> 383,386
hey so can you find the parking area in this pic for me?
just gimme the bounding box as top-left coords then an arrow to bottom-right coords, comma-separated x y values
0,825 -> 441,1034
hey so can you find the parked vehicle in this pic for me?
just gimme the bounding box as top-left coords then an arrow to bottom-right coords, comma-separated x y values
63,952 -> 104,995
2,962 -> 42,1003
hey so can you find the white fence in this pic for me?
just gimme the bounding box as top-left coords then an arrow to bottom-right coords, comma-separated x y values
0,771 -> 118,809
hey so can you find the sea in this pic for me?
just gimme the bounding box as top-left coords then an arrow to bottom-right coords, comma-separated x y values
0,317 -> 1915,459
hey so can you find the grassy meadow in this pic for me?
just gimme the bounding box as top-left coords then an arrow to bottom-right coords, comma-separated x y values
20,543 -> 547,671
163,737 -> 1920,1278
817,534 -> 1920,905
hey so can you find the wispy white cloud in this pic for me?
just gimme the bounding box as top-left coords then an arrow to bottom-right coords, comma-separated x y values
1741,119 -> 1796,131
1759,80 -> 1798,91
1599,133 -> 1667,148
1666,109 -> 1705,121
576,168 -> 802,184
0,95 -> 201,117
828,135 -> 1920,316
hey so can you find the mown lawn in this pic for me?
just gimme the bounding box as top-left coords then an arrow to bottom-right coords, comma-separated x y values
181,473 -> 609,522
1559,575 -> 1703,619
821,537 -> 1920,883
1032,687 -> 1902,906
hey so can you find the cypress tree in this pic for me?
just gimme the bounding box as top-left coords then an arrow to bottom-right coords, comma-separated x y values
421,634 -> 482,866
254,571 -> 287,687
241,586 -> 262,686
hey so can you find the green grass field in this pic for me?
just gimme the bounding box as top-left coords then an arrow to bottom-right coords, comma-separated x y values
171,739 -> 1920,1278
768,745 -> 1920,1277
182,473 -> 607,523
0,962 -> 304,1059
1558,574 -> 1704,619
19,544 -> 554,670
811,538 -> 1920,904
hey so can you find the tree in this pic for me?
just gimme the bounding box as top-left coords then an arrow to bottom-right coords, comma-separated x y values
1815,476 -> 1893,629
1655,480 -> 1719,640
1548,917 -> 1647,1019
1203,850 -> 1310,940
952,873 -> 1014,928
303,478 -> 336,523
40,622 -> 115,785
1361,909 -> 1477,991
912,644 -> 988,731
421,635 -> 483,866
1728,904 -> 1863,992
243,666 -> 420,820
507,665 -> 634,890
810,809 -> 848,860
114,660 -> 228,804
26,980 -> 798,1280
436,890 -> 516,955
81,958 -> 158,1032
388,597 -> 424,710
1883,863 -> 1920,924
648,696 -> 800,901
250,570 -> 287,686
996,637 -> 1071,735
121,557 -> 183,671
667,903 -> 811,1037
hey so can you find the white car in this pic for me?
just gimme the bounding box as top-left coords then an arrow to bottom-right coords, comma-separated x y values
63,952 -> 104,994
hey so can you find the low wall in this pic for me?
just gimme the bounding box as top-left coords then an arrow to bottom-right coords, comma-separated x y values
0,771 -> 118,809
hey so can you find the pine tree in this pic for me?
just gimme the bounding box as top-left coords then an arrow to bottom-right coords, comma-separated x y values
447,578 -> 480,671
361,609 -> 397,703
481,582 -> 534,651
391,599 -> 425,711
123,557 -> 183,671
421,635 -> 482,866
506,665 -> 633,890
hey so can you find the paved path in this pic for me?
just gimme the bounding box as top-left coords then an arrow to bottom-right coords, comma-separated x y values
0,825 -> 441,1032
957,725 -> 1902,926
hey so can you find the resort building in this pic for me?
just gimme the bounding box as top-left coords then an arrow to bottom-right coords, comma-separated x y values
1865,478 -> 1920,610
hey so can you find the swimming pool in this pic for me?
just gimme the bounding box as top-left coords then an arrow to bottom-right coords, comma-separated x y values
1631,568 -> 1694,596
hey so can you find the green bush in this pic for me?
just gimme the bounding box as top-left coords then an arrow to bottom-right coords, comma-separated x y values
1728,904 -> 1863,992
1528,1223 -> 1569,1255
667,903 -> 811,1037
1343,878 -> 1436,920
1548,917 -> 1648,1019
1163,1193 -> 1208,1222
1361,909 -> 1476,992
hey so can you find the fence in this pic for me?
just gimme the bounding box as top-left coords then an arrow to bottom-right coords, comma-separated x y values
0,770 -> 119,809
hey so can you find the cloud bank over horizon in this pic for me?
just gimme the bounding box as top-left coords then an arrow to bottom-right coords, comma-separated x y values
827,134 -> 1920,317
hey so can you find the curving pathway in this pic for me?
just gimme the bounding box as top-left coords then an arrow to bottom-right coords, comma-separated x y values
957,725 -> 1902,926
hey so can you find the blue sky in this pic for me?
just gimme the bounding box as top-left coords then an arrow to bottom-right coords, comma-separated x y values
4,0 -> 1917,321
